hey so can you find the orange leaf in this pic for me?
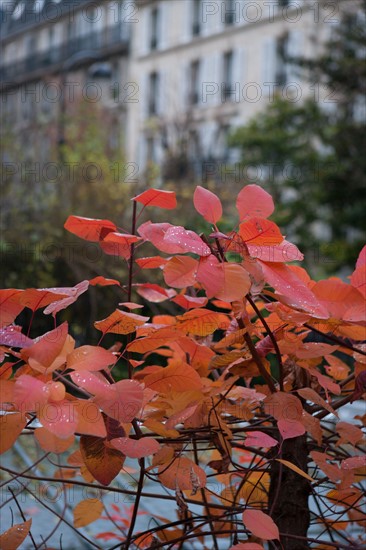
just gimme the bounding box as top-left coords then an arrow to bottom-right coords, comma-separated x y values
215,264 -> 251,302
0,412 -> 26,454
35,427 -> 74,453
158,456 -> 206,490
242,509 -> 279,540
163,256 -> 198,288
239,218 -> 283,246
89,276 -> 121,287
21,322 -> 74,374
133,188 -> 177,209
297,387 -> 337,417
127,328 -> 178,354
94,309 -> 149,335
67,345 -> 116,372
80,435 -> 125,485
0,289 -> 24,328
275,459 -> 314,482
136,256 -> 168,269
73,498 -> 103,527
193,186 -> 222,223
236,184 -> 274,222
176,308 -> 229,336
142,362 -> 202,392
64,215 -> 116,241
19,288 -> 71,312
312,278 -> 363,319
0,520 -> 32,550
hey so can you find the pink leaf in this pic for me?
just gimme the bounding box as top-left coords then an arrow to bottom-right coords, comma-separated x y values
39,400 -> 78,439
245,431 -> 278,448
136,283 -> 176,303
236,184 -> 274,222
196,255 -> 224,298
110,437 -> 160,458
132,189 -> 177,209
43,281 -> 89,315
138,221 -> 188,254
341,456 -> 365,470
193,186 -> 222,224
242,509 -> 279,540
278,419 -> 306,440
259,261 -> 329,318
247,241 -> 303,262
0,326 -> 33,348
164,226 -> 211,256
14,374 -> 50,412
67,345 -> 116,372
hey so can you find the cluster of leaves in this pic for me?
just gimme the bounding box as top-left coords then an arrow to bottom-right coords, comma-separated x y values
0,185 -> 365,549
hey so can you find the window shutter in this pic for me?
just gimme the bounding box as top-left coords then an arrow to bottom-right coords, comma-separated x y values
262,37 -> 276,84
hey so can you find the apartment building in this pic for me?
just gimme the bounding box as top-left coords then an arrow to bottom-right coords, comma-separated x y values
0,0 -> 132,163
0,0 -> 361,180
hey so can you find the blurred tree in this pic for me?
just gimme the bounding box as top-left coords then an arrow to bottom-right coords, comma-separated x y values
1,99 -> 131,338
230,0 -> 366,274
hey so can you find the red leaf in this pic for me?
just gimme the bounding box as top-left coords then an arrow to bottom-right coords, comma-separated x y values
239,218 -> 283,246
0,289 -> 24,328
110,437 -> 160,458
64,215 -> 116,241
242,509 -> 279,540
132,188 -> 177,209
236,184 -> 274,221
100,232 -> 141,260
163,256 -> 199,288
355,245 -> 366,268
80,435 -> 124,485
193,186 -> 222,223
163,226 -> 211,256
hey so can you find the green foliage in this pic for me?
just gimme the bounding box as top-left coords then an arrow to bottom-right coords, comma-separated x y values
230,2 -> 366,274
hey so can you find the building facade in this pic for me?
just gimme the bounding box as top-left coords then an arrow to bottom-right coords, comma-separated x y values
0,0 -> 361,181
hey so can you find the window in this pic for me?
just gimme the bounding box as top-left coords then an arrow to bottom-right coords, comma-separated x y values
276,34 -> 289,87
148,71 -> 159,116
224,0 -> 236,26
192,0 -> 202,36
223,50 -> 234,101
150,7 -> 159,50
189,60 -> 200,105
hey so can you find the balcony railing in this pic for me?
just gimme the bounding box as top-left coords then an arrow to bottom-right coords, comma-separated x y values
0,25 -> 130,86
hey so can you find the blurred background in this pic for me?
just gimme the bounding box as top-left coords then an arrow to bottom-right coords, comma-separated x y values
1,0 -> 365,335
